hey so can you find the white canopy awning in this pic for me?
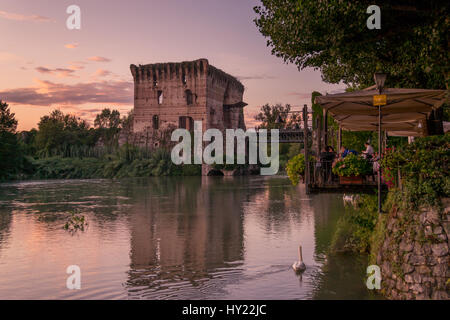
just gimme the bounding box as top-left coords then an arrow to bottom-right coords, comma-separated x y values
315,88 -> 447,136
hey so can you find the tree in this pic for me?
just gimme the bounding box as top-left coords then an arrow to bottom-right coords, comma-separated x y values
0,100 -> 22,179
120,110 -> 134,143
0,100 -> 18,133
18,129 -> 38,155
119,110 -> 134,162
35,109 -> 93,157
254,103 -> 292,129
94,108 -> 121,149
254,1 -> 449,89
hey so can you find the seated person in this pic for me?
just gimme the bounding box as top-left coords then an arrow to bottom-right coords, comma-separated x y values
320,146 -> 336,183
362,142 -> 374,159
339,146 -> 358,158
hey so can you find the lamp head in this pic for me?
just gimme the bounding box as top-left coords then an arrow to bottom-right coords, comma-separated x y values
374,73 -> 387,93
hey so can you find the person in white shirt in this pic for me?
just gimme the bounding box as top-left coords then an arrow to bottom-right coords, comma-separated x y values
362,142 -> 374,159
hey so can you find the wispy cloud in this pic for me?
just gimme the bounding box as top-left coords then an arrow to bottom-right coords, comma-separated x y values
0,79 -> 133,106
35,66 -> 77,78
0,51 -> 21,63
68,64 -> 84,71
0,10 -> 51,22
237,74 -> 277,81
87,56 -> 111,62
69,60 -> 88,65
93,69 -> 111,77
65,43 -> 79,49
286,92 -> 312,99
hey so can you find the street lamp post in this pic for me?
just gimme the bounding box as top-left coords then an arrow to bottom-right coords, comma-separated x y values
374,72 -> 387,214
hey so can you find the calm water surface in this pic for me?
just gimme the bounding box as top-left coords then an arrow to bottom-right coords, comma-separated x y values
0,176 -> 377,299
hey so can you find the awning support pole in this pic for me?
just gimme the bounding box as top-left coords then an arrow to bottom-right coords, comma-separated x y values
323,108 -> 328,147
303,104 -> 310,194
378,105 -> 382,214
338,126 -> 342,151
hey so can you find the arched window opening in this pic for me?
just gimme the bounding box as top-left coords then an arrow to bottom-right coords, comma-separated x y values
182,74 -> 187,85
157,91 -> 163,105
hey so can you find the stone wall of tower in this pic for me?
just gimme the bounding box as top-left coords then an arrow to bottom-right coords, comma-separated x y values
206,65 -> 246,132
130,59 -> 246,150
130,59 -> 209,134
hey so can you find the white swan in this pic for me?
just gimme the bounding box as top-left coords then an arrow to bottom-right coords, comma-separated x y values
292,245 -> 306,273
343,194 -> 359,207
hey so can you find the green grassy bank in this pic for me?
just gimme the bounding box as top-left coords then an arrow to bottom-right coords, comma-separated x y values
6,152 -> 202,181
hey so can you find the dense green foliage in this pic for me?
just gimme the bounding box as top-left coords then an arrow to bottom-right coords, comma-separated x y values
254,103 -> 301,129
94,108 -> 121,150
0,130 -> 25,180
254,0 -> 449,89
0,100 -> 29,180
0,100 -> 17,133
332,154 -> 372,177
286,153 -> 305,185
330,195 -> 378,253
381,133 -> 450,210
35,109 -> 99,158
29,152 -> 201,180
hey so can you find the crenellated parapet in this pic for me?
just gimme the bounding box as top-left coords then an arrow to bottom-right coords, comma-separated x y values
130,59 -> 244,94
207,65 -> 244,93
130,59 -> 209,83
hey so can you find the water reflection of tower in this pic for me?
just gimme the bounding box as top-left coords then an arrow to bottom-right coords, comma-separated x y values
127,177 -> 248,293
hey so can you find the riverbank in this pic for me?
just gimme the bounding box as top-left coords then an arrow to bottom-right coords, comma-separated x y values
8,155 -> 202,181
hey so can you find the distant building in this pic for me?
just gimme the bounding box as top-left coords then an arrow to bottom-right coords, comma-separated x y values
130,59 -> 246,149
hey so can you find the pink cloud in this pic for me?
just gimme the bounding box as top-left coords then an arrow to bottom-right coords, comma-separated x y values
287,92 -> 313,99
0,79 -> 133,106
65,43 -> 79,49
87,56 -> 111,62
68,64 -> 84,71
35,66 -> 77,78
93,69 -> 111,77
0,10 -> 51,22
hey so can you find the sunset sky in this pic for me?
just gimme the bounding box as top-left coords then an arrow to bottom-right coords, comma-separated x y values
0,0 -> 345,130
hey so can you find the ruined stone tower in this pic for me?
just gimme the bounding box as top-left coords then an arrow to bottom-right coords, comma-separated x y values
130,59 -> 246,148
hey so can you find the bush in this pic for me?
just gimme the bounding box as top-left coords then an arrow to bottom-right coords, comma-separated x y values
286,153 -> 305,185
27,148 -> 203,180
330,195 -> 378,253
381,133 -> 450,210
332,154 -> 371,177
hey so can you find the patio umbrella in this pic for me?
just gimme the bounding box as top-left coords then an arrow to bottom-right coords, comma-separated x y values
315,88 -> 447,136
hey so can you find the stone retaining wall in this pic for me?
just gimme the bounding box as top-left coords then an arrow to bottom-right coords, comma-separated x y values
376,198 -> 449,299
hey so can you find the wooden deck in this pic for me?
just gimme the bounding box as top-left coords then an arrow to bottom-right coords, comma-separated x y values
309,181 -> 387,194
308,181 -> 384,194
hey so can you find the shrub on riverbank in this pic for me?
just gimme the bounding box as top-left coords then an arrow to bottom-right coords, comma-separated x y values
286,154 -> 305,185
330,194 -> 378,253
381,133 -> 450,211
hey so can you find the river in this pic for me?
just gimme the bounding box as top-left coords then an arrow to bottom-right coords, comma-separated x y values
0,176 -> 378,299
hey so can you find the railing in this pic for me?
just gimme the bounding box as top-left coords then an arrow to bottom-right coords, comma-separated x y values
307,160 -> 337,186
306,159 -> 378,187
